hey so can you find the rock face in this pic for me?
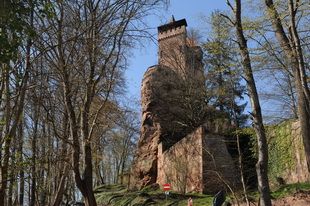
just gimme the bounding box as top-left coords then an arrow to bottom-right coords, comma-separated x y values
129,63 -> 205,190
129,66 -> 165,190
130,17 -> 241,194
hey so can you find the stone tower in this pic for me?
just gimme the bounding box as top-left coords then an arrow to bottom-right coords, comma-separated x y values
130,17 -> 241,194
157,16 -> 204,81
158,16 -> 187,75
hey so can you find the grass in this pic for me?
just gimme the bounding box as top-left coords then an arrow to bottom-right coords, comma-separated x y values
94,182 -> 310,205
95,184 -> 214,205
271,182 -> 310,199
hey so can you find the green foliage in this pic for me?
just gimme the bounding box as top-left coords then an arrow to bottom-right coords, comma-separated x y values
0,0 -> 30,62
266,120 -> 305,184
240,127 -> 258,157
226,121 -> 308,193
271,182 -> 310,199
203,10 -> 248,127
0,0 -> 53,63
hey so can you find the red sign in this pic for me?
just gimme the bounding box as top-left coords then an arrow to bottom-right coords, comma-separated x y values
163,184 -> 170,191
188,197 -> 193,206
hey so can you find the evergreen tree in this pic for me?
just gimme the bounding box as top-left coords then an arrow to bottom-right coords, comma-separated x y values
203,10 -> 248,127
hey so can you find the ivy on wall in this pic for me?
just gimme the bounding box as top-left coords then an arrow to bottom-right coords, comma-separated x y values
234,120 -> 306,189
266,120 -> 305,185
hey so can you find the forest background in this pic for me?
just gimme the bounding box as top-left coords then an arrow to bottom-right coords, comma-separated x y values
0,0 -> 309,206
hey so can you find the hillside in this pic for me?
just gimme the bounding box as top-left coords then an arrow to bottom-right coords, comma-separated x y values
95,184 -> 213,206
95,182 -> 310,206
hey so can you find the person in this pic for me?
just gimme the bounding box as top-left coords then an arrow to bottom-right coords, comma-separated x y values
213,190 -> 226,206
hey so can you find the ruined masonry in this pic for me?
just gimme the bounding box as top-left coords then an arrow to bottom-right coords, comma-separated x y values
130,17 -> 241,194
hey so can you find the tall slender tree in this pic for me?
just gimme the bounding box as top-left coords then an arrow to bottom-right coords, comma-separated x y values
0,0 -> 34,204
224,0 -> 272,205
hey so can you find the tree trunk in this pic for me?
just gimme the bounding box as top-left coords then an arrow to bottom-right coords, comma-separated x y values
80,73 -> 97,206
83,143 -> 97,206
52,164 -> 69,206
0,1 -> 32,204
52,111 -> 69,206
18,122 -> 25,206
286,74 -> 298,119
7,171 -> 14,206
64,80 -> 97,206
229,1 -> 272,205
30,106 -> 38,206
230,71 -> 250,206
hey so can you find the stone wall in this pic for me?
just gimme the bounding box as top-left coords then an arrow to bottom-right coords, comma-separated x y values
289,121 -> 309,183
201,127 -> 241,194
268,120 -> 309,185
129,119 -> 160,190
157,124 -> 241,194
157,127 -> 204,193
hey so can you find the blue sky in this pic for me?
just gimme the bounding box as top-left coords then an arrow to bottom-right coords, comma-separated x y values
123,0 -> 293,124
125,1 -> 229,98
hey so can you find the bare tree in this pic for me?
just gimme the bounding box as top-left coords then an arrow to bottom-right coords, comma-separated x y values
35,0 -> 168,205
262,0 -> 310,172
249,31 -> 299,121
0,0 -> 169,204
224,0 -> 272,205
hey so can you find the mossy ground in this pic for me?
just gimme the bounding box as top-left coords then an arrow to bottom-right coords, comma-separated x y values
235,182 -> 310,204
94,182 -> 310,205
271,182 -> 310,199
95,184 -> 214,205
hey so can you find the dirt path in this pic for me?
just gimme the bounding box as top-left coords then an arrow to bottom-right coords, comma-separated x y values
234,191 -> 310,206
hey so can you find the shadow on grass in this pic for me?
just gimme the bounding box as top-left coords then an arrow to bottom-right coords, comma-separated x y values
95,184 -> 214,206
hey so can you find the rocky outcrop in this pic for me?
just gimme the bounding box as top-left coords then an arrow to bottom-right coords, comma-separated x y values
130,64 -> 202,189
130,17 -> 241,193
130,64 -> 240,193
129,119 -> 160,190
129,66 -> 167,190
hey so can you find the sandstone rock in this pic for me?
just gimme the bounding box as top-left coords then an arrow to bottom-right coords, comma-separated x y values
130,17 -> 241,194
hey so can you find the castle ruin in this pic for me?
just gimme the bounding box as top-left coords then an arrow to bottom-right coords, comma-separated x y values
130,17 -> 241,194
